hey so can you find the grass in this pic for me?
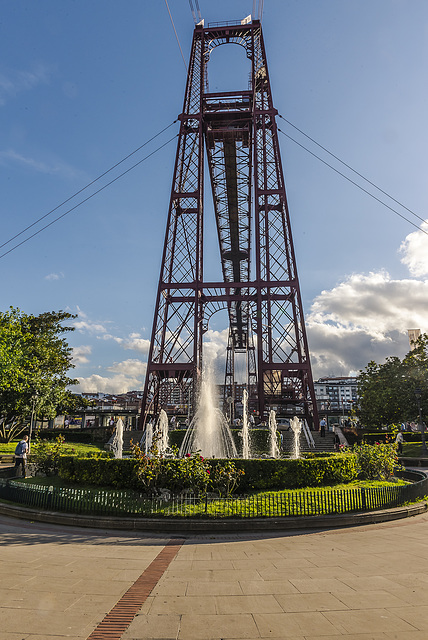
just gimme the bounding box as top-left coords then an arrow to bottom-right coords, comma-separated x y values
16,475 -> 408,491
9,474 -> 411,519
0,441 -> 106,456
402,442 -> 428,457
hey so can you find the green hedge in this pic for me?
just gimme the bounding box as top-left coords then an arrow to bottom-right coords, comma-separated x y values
58,457 -> 140,489
58,454 -> 357,493
168,428 -> 279,456
36,427 -> 114,444
220,456 -> 357,491
363,432 -> 423,444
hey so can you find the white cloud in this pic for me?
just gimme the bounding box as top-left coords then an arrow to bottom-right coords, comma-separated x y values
107,358 -> 147,377
0,63 -> 52,106
73,319 -> 109,335
399,221 -> 428,276
306,270 -> 428,378
72,345 -> 92,365
75,373 -> 143,395
202,329 -> 230,380
0,149 -> 87,180
308,271 -> 428,336
44,272 -> 64,281
115,332 -> 151,354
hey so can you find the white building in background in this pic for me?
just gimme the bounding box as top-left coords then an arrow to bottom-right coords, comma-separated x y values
408,329 -> 421,350
314,376 -> 358,412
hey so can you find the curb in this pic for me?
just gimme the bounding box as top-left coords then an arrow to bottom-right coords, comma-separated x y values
0,499 -> 426,534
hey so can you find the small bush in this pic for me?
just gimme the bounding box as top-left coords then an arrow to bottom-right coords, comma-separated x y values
162,454 -> 212,494
58,456 -> 139,488
57,454 -> 357,492
32,435 -> 69,476
35,427 -> 114,444
225,455 -> 357,491
350,442 -> 399,480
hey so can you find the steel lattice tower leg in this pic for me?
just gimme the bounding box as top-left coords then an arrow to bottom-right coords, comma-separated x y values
140,19 -> 318,430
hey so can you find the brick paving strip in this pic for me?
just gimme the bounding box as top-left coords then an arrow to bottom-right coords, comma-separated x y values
86,537 -> 185,640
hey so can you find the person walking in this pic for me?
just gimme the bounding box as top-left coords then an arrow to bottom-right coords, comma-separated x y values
395,431 -> 404,455
14,435 -> 29,478
320,417 -> 327,437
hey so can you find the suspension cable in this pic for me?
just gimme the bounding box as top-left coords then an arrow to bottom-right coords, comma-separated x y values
188,0 -> 197,24
0,119 -> 178,251
0,133 -> 178,260
165,0 -> 187,70
277,127 -> 428,237
279,114 -> 426,226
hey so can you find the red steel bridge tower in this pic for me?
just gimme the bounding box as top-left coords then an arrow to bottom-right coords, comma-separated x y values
141,18 -> 318,429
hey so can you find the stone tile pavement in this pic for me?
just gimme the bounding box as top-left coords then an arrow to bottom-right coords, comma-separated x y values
1,511 -> 428,639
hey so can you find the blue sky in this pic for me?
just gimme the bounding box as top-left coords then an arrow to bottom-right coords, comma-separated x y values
2,0 -> 428,393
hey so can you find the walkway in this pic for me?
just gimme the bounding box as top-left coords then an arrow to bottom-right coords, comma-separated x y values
1,512 -> 428,639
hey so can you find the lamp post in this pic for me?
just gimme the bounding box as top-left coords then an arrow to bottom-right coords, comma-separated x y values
28,393 -> 38,454
414,389 -> 428,456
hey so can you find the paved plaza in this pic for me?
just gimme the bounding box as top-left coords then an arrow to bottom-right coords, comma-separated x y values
1,512 -> 428,639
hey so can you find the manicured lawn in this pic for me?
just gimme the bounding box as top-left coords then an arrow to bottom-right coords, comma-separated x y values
10,474 -> 411,518
402,442 -> 428,457
16,474 -> 408,491
0,441 -> 106,456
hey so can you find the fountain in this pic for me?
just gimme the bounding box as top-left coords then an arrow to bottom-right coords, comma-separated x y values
268,410 -> 281,458
241,388 -> 251,459
112,418 -> 124,459
140,420 -> 153,455
179,363 -> 237,458
156,409 -> 169,455
290,416 -> 302,459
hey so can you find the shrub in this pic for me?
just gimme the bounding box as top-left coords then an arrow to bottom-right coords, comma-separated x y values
209,460 -> 245,496
162,453 -> 212,494
350,442 -> 399,480
57,453 -> 358,493
32,435 -> 70,476
226,455 -> 357,491
58,456 -> 139,488
35,426 -> 114,443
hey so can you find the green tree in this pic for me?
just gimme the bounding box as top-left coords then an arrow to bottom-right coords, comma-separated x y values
0,308 -> 83,441
357,334 -> 428,429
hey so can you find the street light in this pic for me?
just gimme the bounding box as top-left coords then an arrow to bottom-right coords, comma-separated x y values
414,389 -> 428,456
28,393 -> 38,454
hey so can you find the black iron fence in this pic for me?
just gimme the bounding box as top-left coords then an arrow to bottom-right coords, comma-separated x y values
0,470 -> 427,519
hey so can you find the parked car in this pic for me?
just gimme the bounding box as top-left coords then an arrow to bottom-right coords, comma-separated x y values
275,418 -> 290,430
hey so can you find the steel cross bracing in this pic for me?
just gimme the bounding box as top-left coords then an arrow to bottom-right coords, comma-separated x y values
141,19 -> 318,428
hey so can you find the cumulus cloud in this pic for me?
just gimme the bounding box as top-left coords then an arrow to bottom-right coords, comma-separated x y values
75,358 -> 146,394
308,271 -> 428,336
44,272 -> 64,281
203,329 -> 228,360
399,221 -> 428,276
75,373 -> 143,395
107,358 -> 147,377
114,332 -> 151,354
73,319 -> 109,335
72,345 -> 92,365
306,270 -> 428,378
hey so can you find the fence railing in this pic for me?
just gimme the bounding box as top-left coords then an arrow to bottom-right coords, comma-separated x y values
0,471 -> 427,519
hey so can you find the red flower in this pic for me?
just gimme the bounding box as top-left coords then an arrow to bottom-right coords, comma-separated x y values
185,453 -> 191,457
206,470 -> 210,474
200,456 -> 204,461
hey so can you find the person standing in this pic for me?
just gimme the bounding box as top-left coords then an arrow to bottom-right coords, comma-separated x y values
395,431 -> 404,454
320,417 -> 327,437
14,435 -> 29,478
